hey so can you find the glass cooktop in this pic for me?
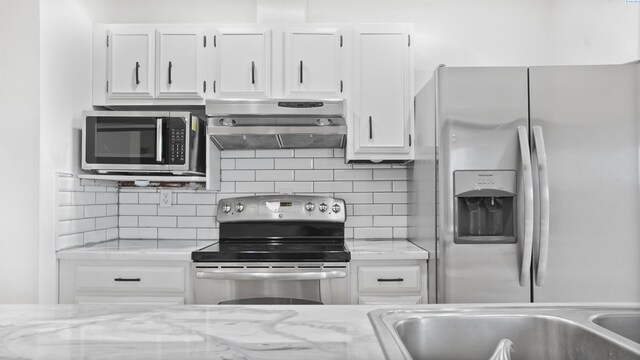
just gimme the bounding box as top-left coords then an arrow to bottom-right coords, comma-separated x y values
191,240 -> 350,262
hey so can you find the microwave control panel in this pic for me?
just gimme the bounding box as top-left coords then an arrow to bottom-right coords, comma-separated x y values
168,118 -> 186,164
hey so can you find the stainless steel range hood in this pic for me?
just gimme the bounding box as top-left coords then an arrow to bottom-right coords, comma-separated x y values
206,99 -> 346,150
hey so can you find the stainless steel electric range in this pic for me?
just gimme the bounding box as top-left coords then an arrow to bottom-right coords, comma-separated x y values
192,195 -> 350,305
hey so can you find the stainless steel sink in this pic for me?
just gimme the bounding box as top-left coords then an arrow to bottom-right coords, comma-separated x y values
369,305 -> 640,360
593,313 -> 640,344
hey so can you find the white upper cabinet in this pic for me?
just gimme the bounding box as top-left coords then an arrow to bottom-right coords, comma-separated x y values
156,29 -> 205,99
107,27 -> 155,100
216,28 -> 271,98
349,24 -> 414,161
284,27 -> 344,98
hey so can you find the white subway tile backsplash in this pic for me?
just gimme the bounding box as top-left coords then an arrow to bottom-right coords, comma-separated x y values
295,149 -> 333,157
274,182 -> 313,194
178,193 -> 216,204
374,216 -> 408,227
119,227 -> 158,239
393,204 -> 409,215
335,192 -> 373,204
393,227 -> 408,239
256,170 -> 294,181
353,181 -> 392,192
221,159 -> 236,169
353,204 -> 393,216
196,205 -> 216,216
58,218 -> 95,236
197,228 -> 218,240
119,216 -> 138,227
221,150 -> 255,158
178,217 -> 215,228
119,204 -> 158,216
334,169 -> 372,181
354,227 -> 393,239
392,181 -> 408,192
84,230 -> 107,245
138,192 -> 160,204
313,158 -> 351,169
374,192 -> 409,204
314,181 -> 352,193
158,228 -> 197,239
373,169 -> 408,181
235,158 -> 274,170
84,205 -> 107,218
219,182 -> 235,193
275,158 -> 313,169
95,216 -> 117,230
139,216 -> 177,228
95,192 -> 117,204
57,233 -> 84,249
106,204 -> 118,216
295,170 -> 333,181
236,181 -> 274,193
222,170 -> 255,182
256,149 -> 294,158
57,176 -> 83,191
345,216 -> 373,228
58,206 -> 84,221
157,205 -> 197,216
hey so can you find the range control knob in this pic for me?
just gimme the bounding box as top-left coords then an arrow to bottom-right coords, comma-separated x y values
332,203 -> 341,213
305,202 -> 315,212
222,203 -> 231,213
318,202 -> 328,212
235,203 -> 244,212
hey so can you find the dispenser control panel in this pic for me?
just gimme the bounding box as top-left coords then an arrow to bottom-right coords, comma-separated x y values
454,170 -> 516,196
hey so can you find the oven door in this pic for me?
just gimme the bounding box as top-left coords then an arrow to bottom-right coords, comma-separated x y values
82,111 -> 189,173
193,263 -> 350,305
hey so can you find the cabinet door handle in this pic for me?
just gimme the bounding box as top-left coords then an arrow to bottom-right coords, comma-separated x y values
251,61 -> 255,85
168,61 -> 173,84
369,116 -> 373,139
299,60 -> 303,84
114,277 -> 141,282
135,62 -> 140,85
377,278 -> 404,282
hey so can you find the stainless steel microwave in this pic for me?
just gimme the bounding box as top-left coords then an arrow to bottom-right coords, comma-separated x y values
82,111 -> 206,175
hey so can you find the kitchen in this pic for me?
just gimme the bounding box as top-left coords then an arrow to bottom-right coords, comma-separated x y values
1,0 -> 639,358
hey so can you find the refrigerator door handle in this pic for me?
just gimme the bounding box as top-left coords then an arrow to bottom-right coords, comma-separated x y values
532,126 -> 550,286
518,126 -> 534,286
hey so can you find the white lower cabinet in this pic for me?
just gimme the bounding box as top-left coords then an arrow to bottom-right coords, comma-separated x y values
350,260 -> 428,304
59,260 -> 193,305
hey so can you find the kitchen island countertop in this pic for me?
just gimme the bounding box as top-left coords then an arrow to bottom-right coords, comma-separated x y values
0,304 -> 387,360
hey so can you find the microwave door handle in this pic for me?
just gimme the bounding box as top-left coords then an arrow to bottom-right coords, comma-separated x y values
156,119 -> 163,162
195,270 -> 347,281
517,126 -> 534,286
532,126 -> 550,286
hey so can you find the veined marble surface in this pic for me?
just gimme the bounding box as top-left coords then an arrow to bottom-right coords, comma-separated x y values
0,305 -> 387,360
56,239 -> 215,261
346,239 -> 429,260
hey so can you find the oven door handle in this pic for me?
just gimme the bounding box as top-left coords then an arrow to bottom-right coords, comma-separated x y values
195,270 -> 347,281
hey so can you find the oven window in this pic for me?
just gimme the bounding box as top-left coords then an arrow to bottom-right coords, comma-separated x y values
85,117 -> 163,164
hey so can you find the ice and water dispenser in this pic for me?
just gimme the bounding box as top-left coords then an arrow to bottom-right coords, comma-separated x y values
454,170 -> 517,243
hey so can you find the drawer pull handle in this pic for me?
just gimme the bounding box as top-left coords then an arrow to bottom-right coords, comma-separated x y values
377,278 -> 404,282
114,278 -> 141,282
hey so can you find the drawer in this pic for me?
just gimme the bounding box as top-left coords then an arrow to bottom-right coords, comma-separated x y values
358,295 -> 422,305
358,265 -> 420,293
75,265 -> 185,293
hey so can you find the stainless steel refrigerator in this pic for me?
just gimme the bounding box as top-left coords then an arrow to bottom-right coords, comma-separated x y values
410,64 -> 640,304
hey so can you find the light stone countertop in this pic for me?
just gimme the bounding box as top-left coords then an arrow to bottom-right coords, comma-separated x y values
0,304 -> 388,360
56,239 -> 429,262
55,239 -> 215,261
346,239 -> 429,260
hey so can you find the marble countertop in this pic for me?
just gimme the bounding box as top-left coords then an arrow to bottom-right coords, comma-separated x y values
56,239 -> 214,261
0,304 -> 387,360
56,239 -> 429,262
346,239 -> 429,260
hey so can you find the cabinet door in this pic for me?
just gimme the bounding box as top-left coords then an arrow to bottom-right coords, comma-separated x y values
353,25 -> 412,158
107,27 -> 155,99
217,28 -> 271,97
156,29 -> 205,99
284,28 -> 343,98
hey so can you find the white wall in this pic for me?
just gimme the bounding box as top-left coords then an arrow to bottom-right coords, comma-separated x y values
38,0 -> 94,303
0,0 -> 40,303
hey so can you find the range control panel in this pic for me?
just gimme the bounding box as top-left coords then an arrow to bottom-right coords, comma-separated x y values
217,195 -> 346,223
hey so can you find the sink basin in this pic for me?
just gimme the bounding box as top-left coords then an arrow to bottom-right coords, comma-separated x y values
369,305 -> 640,360
593,313 -> 640,344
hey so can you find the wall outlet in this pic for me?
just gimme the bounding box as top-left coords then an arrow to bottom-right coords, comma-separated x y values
160,190 -> 172,208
